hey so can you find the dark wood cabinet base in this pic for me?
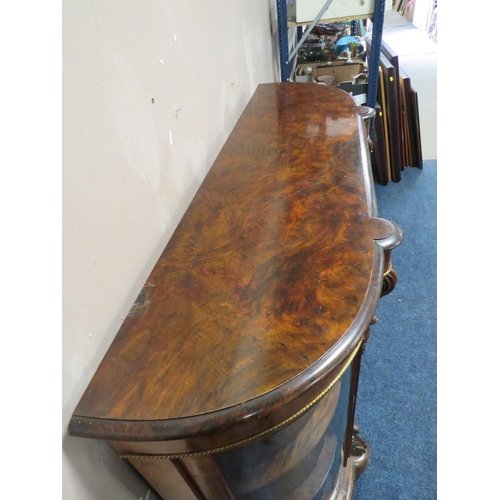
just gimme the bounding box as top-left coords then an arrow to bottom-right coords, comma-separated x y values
329,459 -> 362,500
112,383 -> 372,500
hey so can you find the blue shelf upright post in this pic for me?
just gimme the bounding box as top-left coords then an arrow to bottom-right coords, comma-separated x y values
276,0 -> 386,136
277,0 -> 290,81
351,20 -> 357,36
367,0 -> 386,137
277,0 -> 336,82
297,25 -> 303,44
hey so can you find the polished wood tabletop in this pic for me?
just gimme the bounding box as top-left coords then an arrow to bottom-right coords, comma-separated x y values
70,83 -> 398,441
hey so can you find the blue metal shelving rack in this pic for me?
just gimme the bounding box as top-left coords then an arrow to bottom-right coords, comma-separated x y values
276,0 -> 386,137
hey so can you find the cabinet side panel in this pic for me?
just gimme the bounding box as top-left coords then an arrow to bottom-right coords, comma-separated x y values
123,456 -> 202,500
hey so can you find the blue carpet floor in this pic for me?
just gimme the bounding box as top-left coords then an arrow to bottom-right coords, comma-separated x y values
353,162 -> 437,500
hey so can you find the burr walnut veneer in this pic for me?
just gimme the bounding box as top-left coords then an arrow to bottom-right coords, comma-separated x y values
69,83 -> 403,500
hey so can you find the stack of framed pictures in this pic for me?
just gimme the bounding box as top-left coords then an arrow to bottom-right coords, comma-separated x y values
367,38 -> 423,185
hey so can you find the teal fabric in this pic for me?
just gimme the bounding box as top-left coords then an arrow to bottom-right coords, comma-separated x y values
333,36 -> 362,56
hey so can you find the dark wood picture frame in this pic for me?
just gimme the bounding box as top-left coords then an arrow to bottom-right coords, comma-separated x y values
379,52 -> 402,182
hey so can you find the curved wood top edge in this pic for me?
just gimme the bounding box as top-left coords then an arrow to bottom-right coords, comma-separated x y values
355,106 -> 376,120
375,221 -> 404,250
68,244 -> 386,443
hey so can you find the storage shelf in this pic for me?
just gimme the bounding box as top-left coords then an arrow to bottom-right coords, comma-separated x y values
276,0 -> 388,137
287,14 -> 372,27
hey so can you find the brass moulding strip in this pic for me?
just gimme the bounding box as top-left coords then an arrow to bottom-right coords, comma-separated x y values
119,339 -> 364,460
383,263 -> 393,277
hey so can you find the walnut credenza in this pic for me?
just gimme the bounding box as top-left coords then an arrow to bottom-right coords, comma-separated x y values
68,83 -> 403,500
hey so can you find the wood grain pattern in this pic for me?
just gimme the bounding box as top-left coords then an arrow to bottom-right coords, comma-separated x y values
69,83 -> 402,447
81,348 -> 359,452
68,82 -> 404,500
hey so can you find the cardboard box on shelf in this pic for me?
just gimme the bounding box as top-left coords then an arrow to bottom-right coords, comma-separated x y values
295,60 -> 366,84
312,62 -> 366,85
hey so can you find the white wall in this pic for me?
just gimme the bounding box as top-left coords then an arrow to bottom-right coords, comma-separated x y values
62,1 -> 278,498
